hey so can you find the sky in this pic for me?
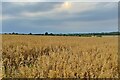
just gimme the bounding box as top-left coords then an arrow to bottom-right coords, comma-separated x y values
2,2 -> 118,34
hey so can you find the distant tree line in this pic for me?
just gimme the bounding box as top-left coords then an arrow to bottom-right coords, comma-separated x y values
3,31 -> 120,37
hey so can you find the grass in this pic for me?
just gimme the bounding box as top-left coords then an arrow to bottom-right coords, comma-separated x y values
2,35 -> 118,78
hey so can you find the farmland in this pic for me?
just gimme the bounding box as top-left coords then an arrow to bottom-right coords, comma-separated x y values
2,35 -> 118,78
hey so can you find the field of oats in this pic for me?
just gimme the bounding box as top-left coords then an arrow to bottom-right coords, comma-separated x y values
2,35 -> 118,78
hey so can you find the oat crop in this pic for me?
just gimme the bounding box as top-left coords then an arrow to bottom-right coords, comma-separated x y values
2,35 -> 118,78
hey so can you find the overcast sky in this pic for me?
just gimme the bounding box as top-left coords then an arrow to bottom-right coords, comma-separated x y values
2,2 -> 118,33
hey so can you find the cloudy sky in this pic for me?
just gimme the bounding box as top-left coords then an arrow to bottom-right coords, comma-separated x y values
2,2 -> 118,33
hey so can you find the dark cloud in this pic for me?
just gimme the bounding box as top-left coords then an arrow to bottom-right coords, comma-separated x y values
2,2 -> 63,16
66,5 -> 117,22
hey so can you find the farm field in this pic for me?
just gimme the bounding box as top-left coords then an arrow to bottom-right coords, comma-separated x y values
2,35 -> 119,78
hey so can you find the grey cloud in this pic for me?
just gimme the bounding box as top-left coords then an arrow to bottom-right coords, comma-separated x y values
2,2 -> 63,16
58,2 -> 118,22
2,2 -> 118,33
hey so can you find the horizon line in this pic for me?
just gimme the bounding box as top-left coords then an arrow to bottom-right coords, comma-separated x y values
1,31 -> 119,34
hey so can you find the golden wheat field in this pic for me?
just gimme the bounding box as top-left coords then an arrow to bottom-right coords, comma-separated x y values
1,35 -> 119,78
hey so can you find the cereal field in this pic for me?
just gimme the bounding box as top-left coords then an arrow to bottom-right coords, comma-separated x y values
2,35 -> 118,78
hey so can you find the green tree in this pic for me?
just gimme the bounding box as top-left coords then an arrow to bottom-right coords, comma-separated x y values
45,32 -> 48,35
